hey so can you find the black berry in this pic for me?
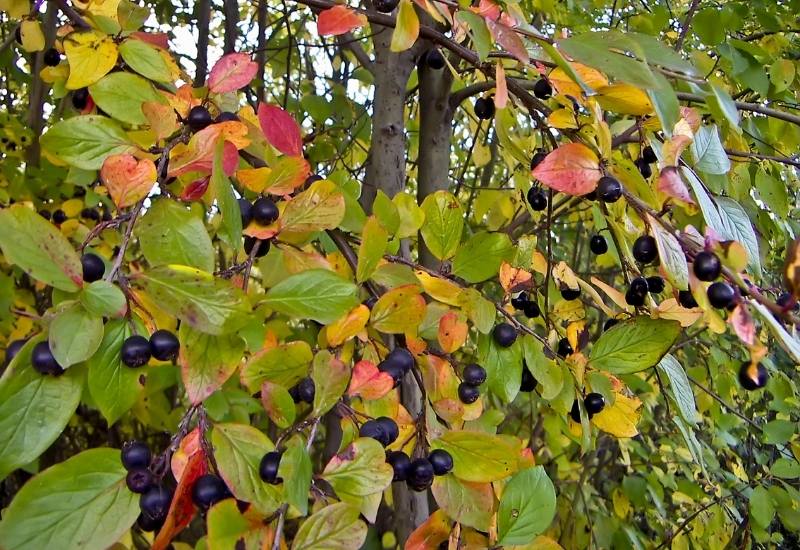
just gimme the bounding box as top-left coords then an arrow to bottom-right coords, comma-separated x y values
424,48 -> 445,70
569,400 -> 581,422
187,105 -> 212,132
373,0 -> 399,12
72,88 -> 89,111
520,366 -> 537,392
259,451 -> 282,484
251,197 -> 279,225
625,288 -> 645,307
126,469 -> 155,494
462,364 -> 486,386
238,198 -> 252,227
359,419 -> 389,446
386,347 -> 414,373
596,176 -> 622,203
139,486 -> 173,522
557,337 -> 573,358
474,97 -> 495,120
31,341 -> 63,375
629,276 -> 649,297
707,281 -> 735,309
641,146 -> 657,164
635,158 -> 652,178
121,441 -> 151,470
589,235 -> 608,255
80,207 -> 100,221
693,251 -> 721,282
603,318 -> 619,331
192,474 -> 231,509
295,377 -> 315,404
511,292 -> 529,310
632,235 -> 658,264
376,416 -> 399,446
457,382 -> 480,404
52,209 -> 67,224
646,276 -> 665,294
530,150 -> 547,171
523,301 -> 541,318
216,111 -> 239,123
407,458 -> 434,491
738,362 -> 768,391
527,188 -> 547,211
533,78 -> 552,99
38,209 -> 51,220
493,323 -> 516,347
678,290 -> 698,308
243,236 -> 270,257
378,360 -> 404,387
387,451 -> 411,481
561,287 -> 581,301
81,253 -> 105,283
584,392 -> 605,415
4,338 -> 26,367
428,449 -> 453,475
149,330 -> 179,361
777,292 -> 799,311
121,335 -> 151,368
136,512 -> 164,532
43,47 -> 60,66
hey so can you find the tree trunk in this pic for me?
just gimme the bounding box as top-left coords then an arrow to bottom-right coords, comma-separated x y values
223,0 -> 239,54
25,5 -> 57,168
255,0 -> 268,102
194,0 -> 211,86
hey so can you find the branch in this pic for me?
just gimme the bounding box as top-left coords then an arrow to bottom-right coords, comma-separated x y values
675,0 -> 701,51
337,32 -> 374,74
50,0 -> 90,29
676,91 -> 800,127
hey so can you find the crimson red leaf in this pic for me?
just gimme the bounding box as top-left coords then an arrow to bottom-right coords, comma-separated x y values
317,5 -> 367,37
208,53 -> 258,94
258,103 -> 303,157
152,447 -> 207,550
181,176 -> 210,201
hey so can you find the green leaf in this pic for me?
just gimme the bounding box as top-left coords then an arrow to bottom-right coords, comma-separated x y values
211,140 -> 242,251
118,38 -> 174,83
87,319 -> 145,425
750,486 -> 775,528
357,216 -> 388,283
0,337 -> 83,480
691,125 -> 731,175
452,232 -> 514,283
259,381 -> 296,428
279,436 -> 313,515
648,214 -> 688,291
497,466 -> 557,546
771,458 -> 800,479
207,499 -> 269,548
312,350 -> 350,416
0,204 -> 83,292
430,430 -> 520,482
521,335 -> 564,400
708,83 -> 740,128
657,354 -> 697,424
589,317 -> 680,374
178,324 -> 245,404
431,475 -> 494,531
280,179 -> 346,234
716,196 -> 761,275
80,280 -> 127,318
241,341 -> 313,392
136,198 -> 215,272
262,269 -> 359,324
762,419 -> 795,445
647,76 -> 681,137
478,330 -> 522,403
558,32 -> 658,89
420,190 -> 464,261
291,502 -> 367,550
49,302 -> 104,368
455,11 -> 491,62
372,189 -> 400,234
0,448 -> 139,550
750,301 -> 800,364
88,72 -> 166,125
131,265 -> 249,335
457,287 -> 495,334
321,437 -> 394,498
211,423 -> 281,515
755,169 -> 789,218
40,115 -> 137,170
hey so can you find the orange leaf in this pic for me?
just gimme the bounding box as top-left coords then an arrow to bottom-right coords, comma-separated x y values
348,360 -> 394,400
142,101 -> 178,141
208,52 -> 258,94
494,61 -> 508,109
260,156 -> 310,195
170,428 -> 203,482
168,121 -> 250,177
317,5 -> 367,37
531,142 -> 602,196
152,447 -> 207,550
100,153 -> 157,209
327,304 -> 370,347
406,510 -> 453,550
438,311 -> 467,353
499,261 -> 532,293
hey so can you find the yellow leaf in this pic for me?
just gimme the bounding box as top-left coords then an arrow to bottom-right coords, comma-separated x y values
0,0 -> 30,19
390,0 -> 419,52
654,298 -> 702,327
371,284 -> 426,334
64,30 -> 118,89
590,276 -> 630,311
236,167 -> 273,193
549,63 -> 608,100
85,0 -> 121,20
596,83 -> 653,116
414,270 -> 462,306
612,489 -> 631,519
327,304 -> 370,347
509,535 -> 565,550
499,261 -> 532,293
552,261 -> 578,290
142,101 -> 178,141
20,19 -> 44,52
547,108 -> 578,129
592,392 -> 642,438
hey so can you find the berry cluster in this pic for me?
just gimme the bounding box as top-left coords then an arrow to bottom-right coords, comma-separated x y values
121,329 -> 180,369
378,347 -> 415,387
511,291 -> 541,319
635,145 -> 657,179
121,442 -> 171,532
240,196 -> 280,258
457,363 -> 486,404
386,448 -> 453,492
569,392 -> 606,423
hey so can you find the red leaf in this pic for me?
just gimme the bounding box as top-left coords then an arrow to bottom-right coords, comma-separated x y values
317,6 -> 367,37
152,447 -> 208,550
730,303 -> 755,345
470,0 -> 500,20
181,176 -> 210,201
531,143 -> 602,196
208,53 -> 258,94
258,103 -> 303,157
486,20 -> 528,64
658,166 -> 694,205
348,360 -> 394,400
130,31 -> 170,49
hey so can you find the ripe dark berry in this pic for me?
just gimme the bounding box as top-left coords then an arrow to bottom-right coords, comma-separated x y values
474,97 -> 495,120
428,449 -> 453,475
386,347 -> 414,373
642,146 -> 657,164
424,48 -> 445,70
72,88 -> 89,110
378,360 -> 404,387
31,341 -> 63,375
372,0 -> 399,12
136,512 -> 164,532
4,338 -> 26,367
707,281 -> 736,309
295,377 -> 315,404
192,474 -> 231,509
635,158 -> 652,179
121,441 -> 151,470
458,382 -> 480,404
149,330 -> 179,361
121,335 -> 151,368
523,301 -> 541,318
777,292 -> 799,311
520,367 -> 537,392
359,419 -> 389,446
52,209 -> 67,224
625,288 -> 645,307
126,469 -> 154,494
251,197 -> 279,225
215,111 -> 239,123
569,400 -> 581,422
530,150 -> 547,171
511,292 -> 529,310
43,47 -> 61,66
533,78 -> 552,99
603,318 -> 619,331
678,290 -> 698,308
584,392 -> 605,415
632,235 -> 658,264
493,323 -> 516,347
462,364 -> 486,386
387,451 -> 412,482
243,236 -> 270,257
561,287 -> 581,301
376,416 -> 399,446
81,253 -> 105,283
589,235 -> 608,255
140,486 -> 173,522
646,276 -> 665,294
238,198 -> 252,226
14,26 -> 21,44
693,251 -> 721,282
364,296 -> 377,309
38,209 -> 51,220
407,458 -> 434,491
557,337 -> 573,358
596,176 -> 622,203
629,277 -> 649,297
738,362 -> 768,391
527,188 -> 548,211
187,105 -> 212,132
80,207 -> 100,221
259,451 -> 282,484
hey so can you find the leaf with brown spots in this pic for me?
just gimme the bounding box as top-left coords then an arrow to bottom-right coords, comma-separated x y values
370,284 -> 427,334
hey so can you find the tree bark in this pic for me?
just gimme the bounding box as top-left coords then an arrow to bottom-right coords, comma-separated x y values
194,0 -> 211,86
25,4 -> 57,168
223,0 -> 239,54
255,0 -> 268,102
